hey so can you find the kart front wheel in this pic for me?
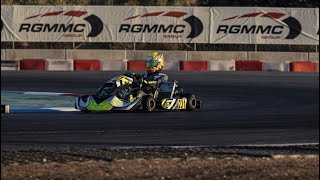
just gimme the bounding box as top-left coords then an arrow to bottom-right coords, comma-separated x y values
185,94 -> 197,111
143,96 -> 156,112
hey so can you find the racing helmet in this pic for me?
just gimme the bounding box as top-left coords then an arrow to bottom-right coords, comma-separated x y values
146,52 -> 164,73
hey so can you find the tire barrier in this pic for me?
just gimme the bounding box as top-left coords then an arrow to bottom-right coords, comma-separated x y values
20,59 -> 46,70
209,60 -> 235,71
73,60 -> 101,71
179,61 -> 208,71
1,59 -> 319,72
102,60 -> 126,71
263,61 -> 289,72
127,60 -> 147,70
289,61 -> 319,72
47,59 -> 73,71
3,49 -> 318,62
163,61 -> 180,71
1,60 -> 20,71
235,60 -> 263,71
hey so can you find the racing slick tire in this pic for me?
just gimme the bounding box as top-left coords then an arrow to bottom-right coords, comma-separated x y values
185,94 -> 197,111
142,96 -> 156,112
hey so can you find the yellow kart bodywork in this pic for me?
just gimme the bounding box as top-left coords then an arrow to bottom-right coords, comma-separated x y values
86,98 -> 113,111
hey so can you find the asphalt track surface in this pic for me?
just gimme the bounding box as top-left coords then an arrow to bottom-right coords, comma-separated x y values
1,71 -> 319,147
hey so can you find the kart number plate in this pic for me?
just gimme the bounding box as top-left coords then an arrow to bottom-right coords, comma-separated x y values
177,99 -> 187,109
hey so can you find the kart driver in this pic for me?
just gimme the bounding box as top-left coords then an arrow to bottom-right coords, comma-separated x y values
131,52 -> 168,99
142,51 -> 168,89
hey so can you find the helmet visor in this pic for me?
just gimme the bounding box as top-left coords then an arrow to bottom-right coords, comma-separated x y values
146,58 -> 159,67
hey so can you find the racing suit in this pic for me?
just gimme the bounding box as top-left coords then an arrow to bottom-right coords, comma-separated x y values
136,71 -> 168,97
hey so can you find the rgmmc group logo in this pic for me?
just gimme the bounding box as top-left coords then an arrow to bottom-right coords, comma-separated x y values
17,10 -> 104,38
120,11 -> 204,39
217,12 -> 302,40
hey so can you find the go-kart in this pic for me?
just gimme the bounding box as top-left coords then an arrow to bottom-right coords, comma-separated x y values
75,73 -> 201,112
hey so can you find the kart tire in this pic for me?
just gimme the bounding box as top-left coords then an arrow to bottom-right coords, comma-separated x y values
142,96 -> 156,112
185,94 -> 197,111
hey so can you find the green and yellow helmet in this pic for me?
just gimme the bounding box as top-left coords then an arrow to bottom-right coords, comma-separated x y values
146,52 -> 164,73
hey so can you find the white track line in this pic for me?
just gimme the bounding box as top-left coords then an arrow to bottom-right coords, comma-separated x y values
2,131 -> 104,135
9,107 -> 79,113
44,107 -> 79,112
104,143 -> 320,149
227,143 -> 319,147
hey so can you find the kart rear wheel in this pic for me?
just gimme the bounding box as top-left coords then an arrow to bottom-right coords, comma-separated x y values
185,94 -> 197,111
143,96 -> 156,112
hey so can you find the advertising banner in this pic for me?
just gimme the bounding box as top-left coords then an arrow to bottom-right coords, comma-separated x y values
1,5 -> 210,43
211,7 -> 319,45
1,5 -> 319,45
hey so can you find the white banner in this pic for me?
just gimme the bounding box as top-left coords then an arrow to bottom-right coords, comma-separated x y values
211,7 -> 319,45
1,5 -> 319,45
0,5 -> 210,43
